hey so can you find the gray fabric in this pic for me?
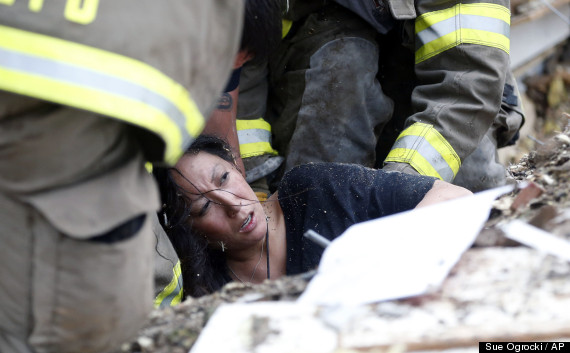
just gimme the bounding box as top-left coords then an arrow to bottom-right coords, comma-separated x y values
454,133 -> 507,192
453,69 -> 526,192
22,153 -> 158,238
237,59 -> 284,181
0,106 -> 158,349
409,40 -> 510,159
284,37 -> 392,172
0,92 -> 135,194
0,94 -> 160,238
0,194 -> 33,353
0,192 -> 155,353
152,213 -> 182,308
237,60 -> 269,121
269,0 -> 522,192
405,0 -> 513,161
493,69 -> 525,148
0,2 -> 243,350
385,0 -> 416,19
0,331 -> 32,353
267,5 -> 394,176
245,156 -> 284,183
0,0 -> 244,120
377,0 -> 521,190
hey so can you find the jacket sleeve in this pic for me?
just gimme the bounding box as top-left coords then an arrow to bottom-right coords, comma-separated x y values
384,0 -> 512,182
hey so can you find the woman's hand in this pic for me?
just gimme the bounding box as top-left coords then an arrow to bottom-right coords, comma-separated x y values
415,180 -> 473,208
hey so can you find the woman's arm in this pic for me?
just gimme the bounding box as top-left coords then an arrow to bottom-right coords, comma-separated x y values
415,180 -> 473,208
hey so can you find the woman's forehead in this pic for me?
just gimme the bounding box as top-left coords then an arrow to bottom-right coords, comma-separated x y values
173,152 -> 227,191
176,151 -> 224,172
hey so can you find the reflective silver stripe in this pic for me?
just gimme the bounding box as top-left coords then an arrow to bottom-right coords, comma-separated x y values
0,46 -> 192,148
416,14 -> 510,50
238,128 -> 272,145
158,276 -> 183,308
391,135 -> 455,182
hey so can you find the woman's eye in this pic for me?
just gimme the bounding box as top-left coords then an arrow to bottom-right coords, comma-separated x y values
220,172 -> 229,184
198,200 -> 211,217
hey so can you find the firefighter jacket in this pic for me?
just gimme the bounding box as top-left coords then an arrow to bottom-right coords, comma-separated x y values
381,0 -> 516,182
281,0 -> 520,183
0,0 -> 244,165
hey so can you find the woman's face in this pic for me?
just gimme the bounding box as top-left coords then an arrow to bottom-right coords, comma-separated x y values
172,151 -> 266,250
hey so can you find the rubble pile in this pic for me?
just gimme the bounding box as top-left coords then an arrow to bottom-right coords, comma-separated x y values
511,0 -> 570,23
479,118 -> 570,245
117,275 -> 310,353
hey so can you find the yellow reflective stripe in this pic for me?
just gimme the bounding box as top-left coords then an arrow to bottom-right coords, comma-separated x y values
169,263 -> 184,306
0,25 -> 198,125
0,25 -> 203,164
385,123 -> 461,181
400,123 -> 461,175
240,142 -> 278,158
416,3 -> 510,33
459,27 -> 509,51
236,118 -> 272,131
0,67 -> 183,161
415,7 -> 456,34
415,3 -> 510,64
154,260 -> 183,309
416,29 -> 509,63
28,0 -> 43,12
386,147 -> 443,180
145,162 -> 153,174
282,19 -> 293,38
237,118 -> 278,157
237,118 -> 271,143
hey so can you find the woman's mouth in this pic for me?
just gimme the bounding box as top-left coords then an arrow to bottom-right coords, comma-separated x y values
240,212 -> 256,232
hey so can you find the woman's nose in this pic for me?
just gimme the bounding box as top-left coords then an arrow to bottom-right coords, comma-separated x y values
224,200 -> 241,217
218,192 -> 241,217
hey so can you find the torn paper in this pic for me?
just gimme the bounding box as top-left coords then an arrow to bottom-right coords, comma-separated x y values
298,185 -> 513,306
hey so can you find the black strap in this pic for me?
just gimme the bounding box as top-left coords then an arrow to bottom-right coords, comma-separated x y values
502,83 -> 518,106
223,67 -> 242,93
266,222 -> 271,279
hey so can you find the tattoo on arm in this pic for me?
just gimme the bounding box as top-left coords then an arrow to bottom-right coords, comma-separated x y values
217,93 -> 233,111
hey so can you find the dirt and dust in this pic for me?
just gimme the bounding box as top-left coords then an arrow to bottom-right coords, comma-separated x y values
114,45 -> 570,352
477,116 -> 570,246
115,275 -> 312,353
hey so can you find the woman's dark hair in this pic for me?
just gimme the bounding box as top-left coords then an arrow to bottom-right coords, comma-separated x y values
154,135 -> 238,298
240,0 -> 283,65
